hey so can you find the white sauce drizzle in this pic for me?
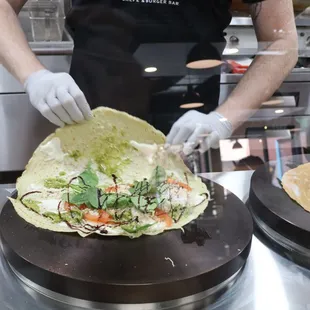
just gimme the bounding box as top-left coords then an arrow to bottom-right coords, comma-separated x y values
40,199 -> 60,213
165,257 -> 175,267
130,141 -> 158,164
39,138 -> 66,162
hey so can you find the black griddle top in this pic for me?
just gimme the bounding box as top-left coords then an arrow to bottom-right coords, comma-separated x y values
0,180 -> 253,304
249,155 -> 310,250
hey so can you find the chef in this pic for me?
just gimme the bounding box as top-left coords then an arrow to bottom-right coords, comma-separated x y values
0,0 -> 298,153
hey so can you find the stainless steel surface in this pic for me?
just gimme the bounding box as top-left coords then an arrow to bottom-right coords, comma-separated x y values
64,0 -> 72,15
0,94 -> 56,171
0,11 -> 72,93
202,171 -> 310,310
251,206 -> 310,259
9,262 -> 241,310
221,71 -> 310,83
0,10 -> 72,173
219,78 -> 310,120
28,0 -> 66,42
230,16 -> 310,27
19,10 -> 73,54
24,0 -> 72,16
226,17 -> 310,57
0,189 -> 9,209
1,173 -> 310,309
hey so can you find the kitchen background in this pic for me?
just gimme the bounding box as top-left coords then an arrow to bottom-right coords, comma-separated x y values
1,0 -> 310,182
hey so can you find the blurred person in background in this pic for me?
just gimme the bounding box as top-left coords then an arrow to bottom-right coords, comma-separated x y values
0,0 -> 298,153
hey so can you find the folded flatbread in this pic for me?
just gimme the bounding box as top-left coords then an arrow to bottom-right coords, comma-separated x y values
10,107 -> 209,238
282,163 -> 310,212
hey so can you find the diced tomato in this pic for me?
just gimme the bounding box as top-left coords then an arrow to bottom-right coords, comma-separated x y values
159,214 -> 173,227
98,210 -> 111,223
155,208 -> 173,227
83,212 -> 98,222
83,210 -> 112,224
64,201 -> 75,211
155,208 -> 166,217
166,178 -> 192,191
105,186 -> 118,193
79,204 -> 88,210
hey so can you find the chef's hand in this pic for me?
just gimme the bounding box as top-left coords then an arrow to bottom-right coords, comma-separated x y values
24,70 -> 92,127
166,110 -> 232,154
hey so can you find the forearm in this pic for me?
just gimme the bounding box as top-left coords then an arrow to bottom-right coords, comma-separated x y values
0,1 -> 44,84
217,37 -> 298,130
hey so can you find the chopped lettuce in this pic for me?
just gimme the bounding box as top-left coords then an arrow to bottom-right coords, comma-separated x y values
121,223 -> 154,234
114,209 -> 132,221
43,212 -> 62,223
61,207 -> 83,224
22,199 -> 40,213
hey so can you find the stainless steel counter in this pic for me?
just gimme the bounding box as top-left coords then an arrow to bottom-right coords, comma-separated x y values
1,172 -> 310,309
202,171 -> 310,310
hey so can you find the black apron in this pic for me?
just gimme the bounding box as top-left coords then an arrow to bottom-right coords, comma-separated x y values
66,0 -> 233,120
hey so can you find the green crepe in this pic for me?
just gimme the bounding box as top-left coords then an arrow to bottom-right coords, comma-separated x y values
10,107 -> 209,238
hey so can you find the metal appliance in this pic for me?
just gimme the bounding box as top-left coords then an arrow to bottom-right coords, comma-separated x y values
220,17 -> 310,121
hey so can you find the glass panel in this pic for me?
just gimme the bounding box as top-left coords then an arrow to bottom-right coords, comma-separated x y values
2,1 -> 310,309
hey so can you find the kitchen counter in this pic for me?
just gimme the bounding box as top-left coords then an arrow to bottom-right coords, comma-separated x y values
1,172 -> 310,309
202,171 -> 310,310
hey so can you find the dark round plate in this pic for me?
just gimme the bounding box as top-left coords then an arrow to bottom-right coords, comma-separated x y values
0,181 -> 253,304
249,155 -> 310,250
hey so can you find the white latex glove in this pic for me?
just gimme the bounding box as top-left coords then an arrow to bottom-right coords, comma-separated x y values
24,70 -> 92,127
166,110 -> 232,154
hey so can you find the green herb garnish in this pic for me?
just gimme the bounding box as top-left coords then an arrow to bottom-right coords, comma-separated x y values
44,177 -> 67,189
63,166 -> 168,215
69,187 -> 99,209
63,165 -> 99,208
79,164 -> 99,187
129,179 -> 150,196
69,150 -> 82,161
170,205 -> 188,222
149,166 -> 166,193
92,135 -> 132,176
100,194 -> 131,209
